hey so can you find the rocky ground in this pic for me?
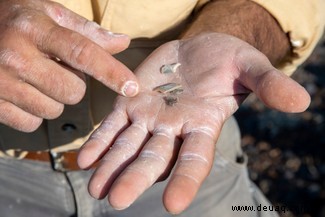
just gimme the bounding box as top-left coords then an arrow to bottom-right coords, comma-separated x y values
234,38 -> 325,217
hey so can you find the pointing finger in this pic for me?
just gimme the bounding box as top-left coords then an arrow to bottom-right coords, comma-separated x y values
44,1 -> 130,54
38,24 -> 139,97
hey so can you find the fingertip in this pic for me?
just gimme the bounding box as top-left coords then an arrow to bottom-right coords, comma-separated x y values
108,185 -> 134,211
8,117 -> 43,133
163,191 -> 192,214
121,81 -> 139,97
163,179 -> 196,215
43,103 -> 65,120
87,174 -> 107,200
102,31 -> 131,54
64,79 -> 87,105
256,70 -> 311,113
76,151 -> 88,170
301,91 -> 311,111
0,102 -> 44,133
285,85 -> 311,113
77,141 -> 98,169
21,117 -> 44,133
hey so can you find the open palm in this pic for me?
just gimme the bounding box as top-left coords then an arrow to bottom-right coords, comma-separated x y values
78,33 -> 310,214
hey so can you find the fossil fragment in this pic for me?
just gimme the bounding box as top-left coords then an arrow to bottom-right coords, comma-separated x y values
153,83 -> 183,106
153,83 -> 183,94
163,96 -> 178,106
160,63 -> 181,74
155,63 -> 183,106
169,88 -> 183,95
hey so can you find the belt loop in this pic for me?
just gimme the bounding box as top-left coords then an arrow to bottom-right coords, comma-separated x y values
49,151 -> 66,172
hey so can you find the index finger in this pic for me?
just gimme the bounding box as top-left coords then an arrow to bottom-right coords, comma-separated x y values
43,1 -> 131,54
39,24 -> 139,97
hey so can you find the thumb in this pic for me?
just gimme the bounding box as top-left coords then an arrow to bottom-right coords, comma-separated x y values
44,1 -> 130,54
238,55 -> 310,113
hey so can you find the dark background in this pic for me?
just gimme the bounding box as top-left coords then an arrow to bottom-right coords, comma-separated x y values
234,37 -> 325,217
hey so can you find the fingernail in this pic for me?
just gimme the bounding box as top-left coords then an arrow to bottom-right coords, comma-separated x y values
103,30 -> 128,38
111,32 -> 128,38
122,81 -> 139,97
112,204 -> 131,211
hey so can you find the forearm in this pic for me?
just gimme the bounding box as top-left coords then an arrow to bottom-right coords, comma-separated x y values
181,0 -> 291,65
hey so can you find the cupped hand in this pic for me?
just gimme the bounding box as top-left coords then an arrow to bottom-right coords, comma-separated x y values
0,0 -> 138,132
78,33 -> 310,214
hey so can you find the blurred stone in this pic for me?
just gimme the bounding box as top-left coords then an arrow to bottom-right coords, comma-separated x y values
307,183 -> 321,197
269,148 -> 282,158
257,141 -> 271,151
259,179 -> 271,194
284,171 -> 295,180
241,135 -> 255,147
285,157 -> 301,172
267,168 -> 279,179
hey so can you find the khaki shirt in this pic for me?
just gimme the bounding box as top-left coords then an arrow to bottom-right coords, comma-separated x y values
0,0 -> 324,157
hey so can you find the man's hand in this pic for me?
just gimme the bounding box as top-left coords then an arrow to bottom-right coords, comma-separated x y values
0,0 -> 138,132
78,33 -> 310,214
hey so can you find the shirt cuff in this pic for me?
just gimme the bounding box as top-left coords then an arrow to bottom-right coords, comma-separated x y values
250,0 -> 325,75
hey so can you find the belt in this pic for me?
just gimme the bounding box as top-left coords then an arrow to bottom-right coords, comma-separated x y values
24,150 -> 97,172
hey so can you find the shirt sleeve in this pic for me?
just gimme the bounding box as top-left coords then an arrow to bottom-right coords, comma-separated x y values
250,0 -> 325,75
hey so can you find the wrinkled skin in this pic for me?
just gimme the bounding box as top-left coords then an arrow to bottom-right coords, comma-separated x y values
0,0 -> 138,132
78,33 -> 310,214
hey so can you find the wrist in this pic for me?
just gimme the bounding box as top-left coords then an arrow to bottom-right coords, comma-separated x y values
181,0 -> 291,66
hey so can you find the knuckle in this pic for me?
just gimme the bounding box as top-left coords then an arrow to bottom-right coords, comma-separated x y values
0,49 -> 30,74
189,126 -> 215,138
8,9 -> 32,30
113,138 -> 137,153
130,122 -> 147,133
174,172 -> 200,184
8,8 -> 43,37
179,153 -> 209,165
43,1 -> 65,22
153,125 -> 173,137
39,25 -> 61,51
69,36 -> 95,72
140,150 -> 167,164
0,3 -> 49,43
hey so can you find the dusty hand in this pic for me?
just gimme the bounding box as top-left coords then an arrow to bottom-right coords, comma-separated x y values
0,0 -> 138,132
78,33 -> 310,214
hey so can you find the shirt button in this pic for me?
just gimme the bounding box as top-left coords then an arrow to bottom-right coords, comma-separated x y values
290,39 -> 305,48
61,123 -> 77,132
